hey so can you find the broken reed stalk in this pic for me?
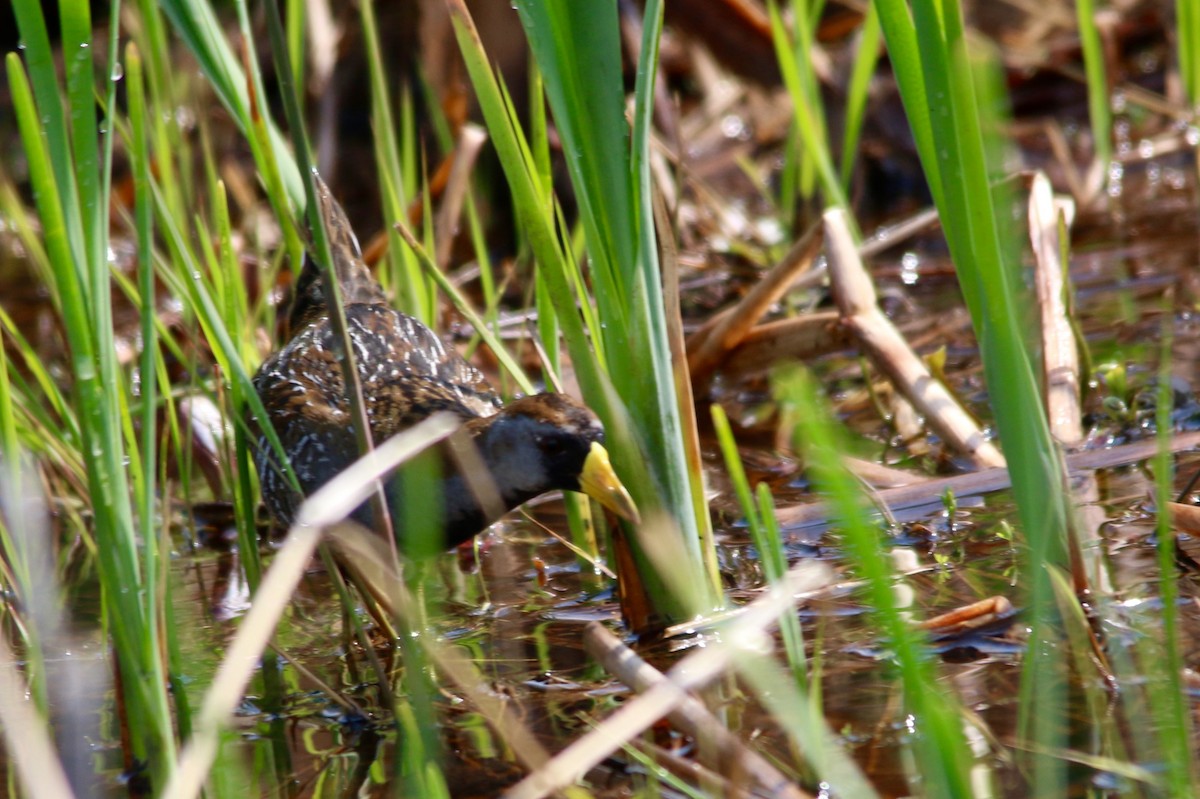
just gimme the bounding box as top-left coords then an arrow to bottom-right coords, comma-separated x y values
686,222 -> 824,385
823,207 -> 1007,469
1168,501 -> 1200,536
0,636 -> 77,799
1028,172 -> 1083,447
718,311 -> 846,380
434,123 -> 488,268
162,414 -> 459,799
584,622 -> 813,799
776,429 -> 1200,531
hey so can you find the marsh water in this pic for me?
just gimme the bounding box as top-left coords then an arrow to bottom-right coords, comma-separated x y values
4,6 -> 1200,794
9,145 -> 1199,797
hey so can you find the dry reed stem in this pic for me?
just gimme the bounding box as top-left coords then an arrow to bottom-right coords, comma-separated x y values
164,414 -> 459,799
840,455 -> 924,489
309,0 -> 339,172
628,738 -> 756,799
857,206 -> 941,258
502,564 -> 833,799
717,311 -> 846,380
917,596 -> 1014,634
686,222 -> 823,384
435,123 -> 488,268
584,622 -> 814,799
1168,501 -> 1200,535
1029,172 -> 1082,447
776,429 -> 1200,530
657,189 -> 721,600
824,207 -> 1007,469
0,636 -> 77,799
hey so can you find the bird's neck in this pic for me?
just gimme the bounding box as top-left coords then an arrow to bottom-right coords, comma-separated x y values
379,454 -> 540,553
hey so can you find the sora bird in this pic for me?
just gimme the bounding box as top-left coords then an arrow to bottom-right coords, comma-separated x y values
249,176 -> 639,549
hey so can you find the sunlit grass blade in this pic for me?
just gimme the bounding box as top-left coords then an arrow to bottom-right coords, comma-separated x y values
840,7 -> 882,190
159,0 -> 302,206
1147,317 -> 1198,793
1178,0 -> 1200,107
506,0 -> 722,620
711,404 -> 808,687
776,365 -> 979,798
7,18 -> 177,788
1075,0 -> 1113,173
360,0 -> 433,322
130,0 -> 189,220
445,0 -> 713,625
871,3 -> 1076,786
766,0 -> 849,211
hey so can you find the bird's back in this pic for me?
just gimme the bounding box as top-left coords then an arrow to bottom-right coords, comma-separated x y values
250,174 -> 501,525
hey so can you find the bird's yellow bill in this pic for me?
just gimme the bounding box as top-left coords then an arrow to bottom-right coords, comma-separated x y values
580,442 -> 641,524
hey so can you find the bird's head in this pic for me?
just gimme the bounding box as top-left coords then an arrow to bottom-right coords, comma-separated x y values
468,393 -> 640,523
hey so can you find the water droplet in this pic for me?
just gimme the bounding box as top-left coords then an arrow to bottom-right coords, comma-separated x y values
900,251 -> 920,286
110,62 -> 124,81
720,114 -> 747,140
1106,161 -> 1124,198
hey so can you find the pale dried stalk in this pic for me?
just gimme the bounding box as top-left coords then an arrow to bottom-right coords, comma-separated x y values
0,637 -> 76,799
776,429 -> 1200,530
435,123 -> 488,268
164,414 -> 459,799
718,311 -> 846,380
824,207 -> 1007,469
502,564 -> 833,799
584,622 -> 814,799
1029,172 -> 1083,447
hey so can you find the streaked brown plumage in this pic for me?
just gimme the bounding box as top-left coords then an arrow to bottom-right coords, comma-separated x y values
249,176 -> 637,549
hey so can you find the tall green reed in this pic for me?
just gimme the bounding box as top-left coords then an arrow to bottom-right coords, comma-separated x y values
1075,0 -> 1113,175
7,3 -> 177,787
360,0 -> 435,324
776,366 -> 980,798
710,405 -> 807,689
874,0 -> 1075,790
1178,0 -> 1200,107
767,0 -> 848,211
446,0 -> 723,625
1147,321 -> 1198,794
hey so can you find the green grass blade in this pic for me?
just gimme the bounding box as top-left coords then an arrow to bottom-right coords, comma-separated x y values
777,366 -> 978,797
1076,0 -> 1113,171
159,0 -> 303,206
873,1 -> 1075,790
9,3 -> 86,269
767,0 -> 848,211
840,7 -> 882,189
711,404 -> 808,687
1178,0 -> 1200,106
508,0 -> 721,617
1150,318 -> 1198,794
8,26 -> 178,785
361,0 -> 432,322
